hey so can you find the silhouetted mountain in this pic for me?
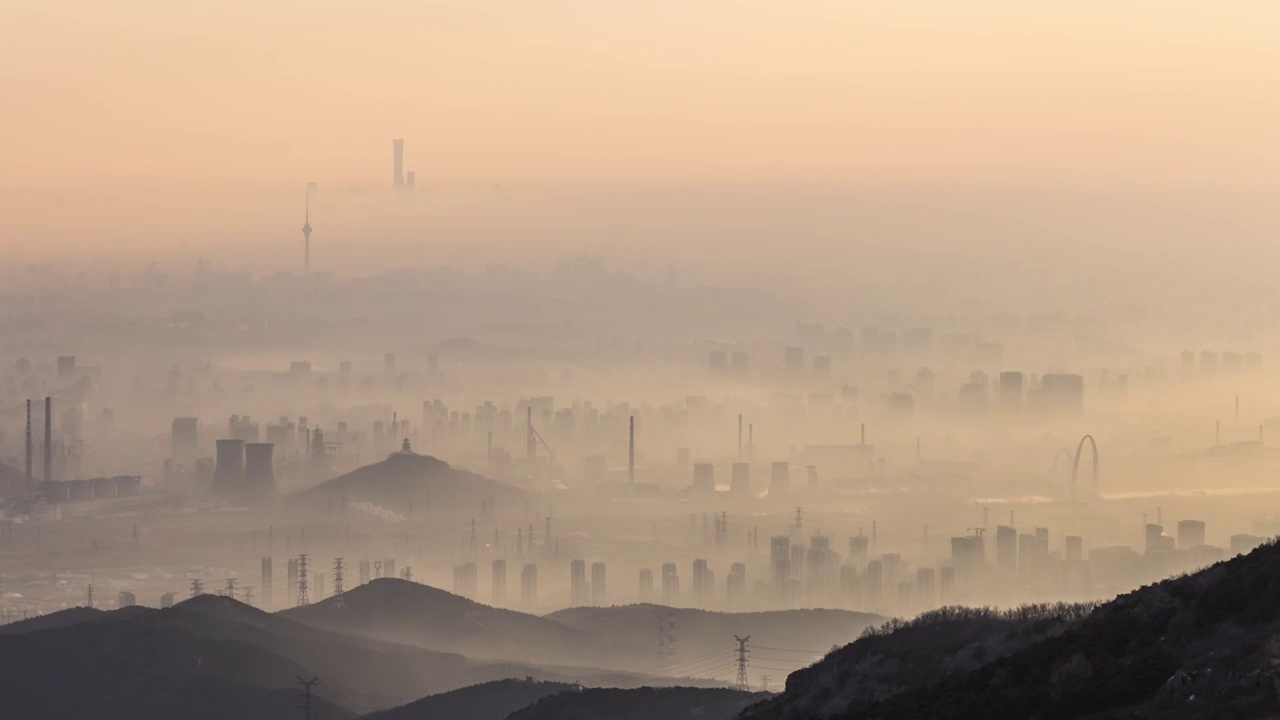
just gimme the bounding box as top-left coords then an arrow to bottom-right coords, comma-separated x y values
506,686 -> 772,720
0,604 -> 149,633
547,604 -> 881,674
743,540 -> 1280,720
362,679 -> 575,720
0,593 -> 594,719
290,451 -> 523,514
284,578 -> 645,671
740,603 -> 1094,719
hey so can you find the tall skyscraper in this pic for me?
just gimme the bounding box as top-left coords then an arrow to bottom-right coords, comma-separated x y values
393,139 -> 405,189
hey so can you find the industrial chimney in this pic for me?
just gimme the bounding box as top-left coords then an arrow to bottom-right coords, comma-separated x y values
24,399 -> 32,493
43,396 -> 52,486
243,443 -> 279,503
211,439 -> 246,500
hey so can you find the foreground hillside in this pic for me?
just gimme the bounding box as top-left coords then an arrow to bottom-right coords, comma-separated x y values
506,686 -> 772,720
741,603 -> 1094,719
745,539 -> 1280,720
362,679 -> 575,720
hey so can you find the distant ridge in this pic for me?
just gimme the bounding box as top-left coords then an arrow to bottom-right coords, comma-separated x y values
282,578 -> 638,670
290,451 -> 523,514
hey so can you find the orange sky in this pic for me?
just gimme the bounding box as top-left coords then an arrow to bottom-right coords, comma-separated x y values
2,1 -> 1277,188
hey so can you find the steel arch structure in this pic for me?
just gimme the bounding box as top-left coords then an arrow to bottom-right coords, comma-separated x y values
1070,434 -> 1099,499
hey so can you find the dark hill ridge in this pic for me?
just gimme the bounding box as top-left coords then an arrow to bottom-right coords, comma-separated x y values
506,686 -> 773,720
0,604 -> 150,634
362,679 -> 576,720
740,603 -> 1095,719
743,539 -> 1280,720
547,604 -> 882,674
283,578 -> 647,671
0,593 -> 595,719
290,451 -> 524,514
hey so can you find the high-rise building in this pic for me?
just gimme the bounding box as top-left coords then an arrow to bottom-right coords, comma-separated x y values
771,536 -> 791,600
692,463 -> 715,495
393,139 -> 405,188
171,417 -> 199,468
570,559 -> 588,606
916,567 -> 936,609
638,568 -> 654,602
848,535 -> 869,569
521,563 -> 538,609
769,462 -> 789,496
1177,520 -> 1206,549
996,525 -> 1017,575
692,558 -> 710,606
661,562 -> 680,604
492,559 -> 507,607
591,562 -> 606,605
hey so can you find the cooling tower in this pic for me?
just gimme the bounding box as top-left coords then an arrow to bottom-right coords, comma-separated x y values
210,439 -> 245,500
769,461 -> 790,496
243,443 -> 279,503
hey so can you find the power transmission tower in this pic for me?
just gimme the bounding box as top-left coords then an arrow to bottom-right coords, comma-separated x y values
297,676 -> 319,720
242,586 -> 254,607
190,578 -> 204,597
760,674 -> 770,692
658,611 -> 677,669
86,584 -> 94,609
332,558 -> 346,609
224,578 -> 237,597
734,635 -> 751,692
296,554 -> 310,606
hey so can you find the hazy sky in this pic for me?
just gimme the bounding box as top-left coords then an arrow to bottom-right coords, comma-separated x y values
3,1 -> 1277,188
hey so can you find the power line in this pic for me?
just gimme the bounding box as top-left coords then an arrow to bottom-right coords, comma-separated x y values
753,645 -> 827,654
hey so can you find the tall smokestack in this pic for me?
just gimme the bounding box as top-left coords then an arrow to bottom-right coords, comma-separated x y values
393,139 -> 405,189
628,415 -> 635,484
24,399 -> 32,491
43,396 -> 52,485
526,406 -> 536,460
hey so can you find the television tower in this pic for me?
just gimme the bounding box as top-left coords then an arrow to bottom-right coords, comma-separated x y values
301,188 -> 313,275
